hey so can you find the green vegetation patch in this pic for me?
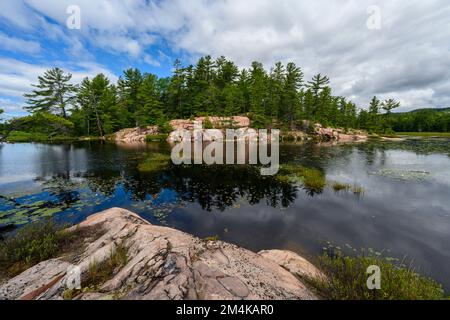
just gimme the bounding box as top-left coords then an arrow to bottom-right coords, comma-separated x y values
309,251 -> 446,300
397,132 -> 450,138
0,220 -> 74,279
137,152 -> 172,172
278,164 -> 326,193
146,134 -> 169,142
6,131 -> 78,143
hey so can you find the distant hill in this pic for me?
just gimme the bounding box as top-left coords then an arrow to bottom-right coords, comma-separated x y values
405,107 -> 450,114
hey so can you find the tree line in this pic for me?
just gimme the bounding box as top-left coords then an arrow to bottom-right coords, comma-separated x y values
3,55 -> 448,139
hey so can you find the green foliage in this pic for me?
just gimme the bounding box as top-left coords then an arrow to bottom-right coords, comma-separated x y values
203,117 -> 214,129
0,220 -> 74,279
24,67 -> 76,118
310,250 -> 446,300
20,58 -> 449,139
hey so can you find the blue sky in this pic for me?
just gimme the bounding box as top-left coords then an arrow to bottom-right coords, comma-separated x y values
1,0 -> 450,117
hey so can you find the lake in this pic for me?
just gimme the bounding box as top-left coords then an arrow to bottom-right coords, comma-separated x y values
1,139 -> 450,290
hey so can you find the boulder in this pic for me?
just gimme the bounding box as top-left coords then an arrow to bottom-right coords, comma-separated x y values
0,208 -> 320,300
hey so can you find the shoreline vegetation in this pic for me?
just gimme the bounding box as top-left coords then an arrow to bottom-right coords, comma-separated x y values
0,209 -> 446,300
1,57 -> 449,145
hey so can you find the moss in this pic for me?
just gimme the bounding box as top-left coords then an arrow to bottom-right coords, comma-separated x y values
308,250 -> 446,300
137,153 -> 171,172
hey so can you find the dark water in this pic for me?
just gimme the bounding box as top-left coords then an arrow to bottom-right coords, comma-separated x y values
1,139 -> 450,290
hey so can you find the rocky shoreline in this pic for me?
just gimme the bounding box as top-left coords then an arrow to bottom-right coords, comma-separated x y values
0,208 -> 322,300
113,116 -> 368,144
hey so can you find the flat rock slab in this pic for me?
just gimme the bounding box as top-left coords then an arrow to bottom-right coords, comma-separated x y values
0,208 -> 319,300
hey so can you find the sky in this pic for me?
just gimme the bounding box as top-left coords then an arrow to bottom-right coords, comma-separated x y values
0,0 -> 449,117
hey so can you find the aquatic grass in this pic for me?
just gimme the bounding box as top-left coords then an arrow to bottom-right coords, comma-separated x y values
307,250 -> 446,300
137,152 -> 171,172
351,184 -> 365,196
279,164 -> 326,194
331,182 -> 352,192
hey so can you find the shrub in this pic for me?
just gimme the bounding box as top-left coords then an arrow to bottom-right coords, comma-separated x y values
309,250 -> 446,300
0,220 -> 74,279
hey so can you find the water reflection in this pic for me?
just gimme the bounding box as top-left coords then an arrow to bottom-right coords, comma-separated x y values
1,139 -> 450,290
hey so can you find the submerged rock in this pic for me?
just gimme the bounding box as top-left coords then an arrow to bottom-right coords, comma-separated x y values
0,208 -> 320,300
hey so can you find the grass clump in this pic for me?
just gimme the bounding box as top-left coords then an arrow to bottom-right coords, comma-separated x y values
83,244 -> 128,288
332,182 -> 352,192
137,152 -> 171,172
309,250 -> 446,300
279,164 -> 326,194
0,219 -> 75,279
203,235 -> 220,242
331,181 -> 365,196
63,243 -> 128,300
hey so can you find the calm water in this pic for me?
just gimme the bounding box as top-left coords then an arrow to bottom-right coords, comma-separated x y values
1,139 -> 450,290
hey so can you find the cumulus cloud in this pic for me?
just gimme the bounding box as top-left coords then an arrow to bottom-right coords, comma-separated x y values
0,57 -> 117,114
0,0 -> 449,112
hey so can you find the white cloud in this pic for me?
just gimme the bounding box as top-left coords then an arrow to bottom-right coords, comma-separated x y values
0,33 -> 41,54
0,58 -> 118,114
1,0 -> 450,110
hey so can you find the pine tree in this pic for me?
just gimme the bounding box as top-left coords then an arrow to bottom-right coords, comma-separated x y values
136,73 -> 164,126
269,62 -> 285,121
283,62 -> 303,127
117,68 -> 143,126
307,74 -> 330,120
249,62 -> 268,128
24,67 -> 76,118
368,96 -> 381,132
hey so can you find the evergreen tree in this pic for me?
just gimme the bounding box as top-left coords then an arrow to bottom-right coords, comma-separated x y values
283,62 -> 303,128
24,67 -> 76,118
307,73 -> 330,120
136,73 -> 164,126
249,62 -> 268,128
117,68 -> 143,126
